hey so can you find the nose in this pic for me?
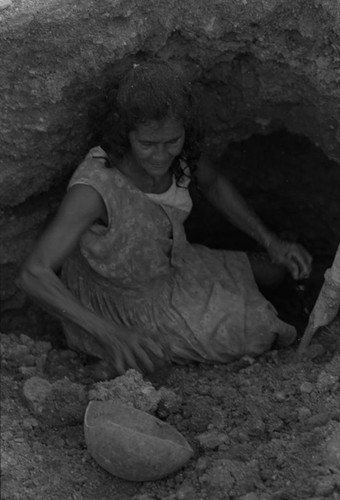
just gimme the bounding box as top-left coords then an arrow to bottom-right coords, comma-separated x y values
152,144 -> 169,162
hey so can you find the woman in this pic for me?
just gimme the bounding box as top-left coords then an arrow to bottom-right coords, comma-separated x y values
18,60 -> 312,378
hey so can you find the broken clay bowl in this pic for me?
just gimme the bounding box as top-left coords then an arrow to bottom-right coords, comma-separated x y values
84,400 -> 194,481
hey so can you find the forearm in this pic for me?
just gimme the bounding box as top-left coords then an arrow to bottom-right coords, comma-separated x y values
202,175 -> 277,249
17,266 -> 118,341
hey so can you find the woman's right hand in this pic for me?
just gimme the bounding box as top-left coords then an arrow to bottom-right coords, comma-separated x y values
98,326 -> 170,375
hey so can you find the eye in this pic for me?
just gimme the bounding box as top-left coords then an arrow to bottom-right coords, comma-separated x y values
167,137 -> 182,145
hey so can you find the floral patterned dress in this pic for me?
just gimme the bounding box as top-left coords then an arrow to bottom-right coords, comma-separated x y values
61,147 -> 296,364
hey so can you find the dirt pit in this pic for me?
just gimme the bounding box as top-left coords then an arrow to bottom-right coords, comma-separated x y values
1,130 -> 340,499
1,318 -> 340,500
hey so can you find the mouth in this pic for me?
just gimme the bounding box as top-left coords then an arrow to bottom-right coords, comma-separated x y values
149,163 -> 169,170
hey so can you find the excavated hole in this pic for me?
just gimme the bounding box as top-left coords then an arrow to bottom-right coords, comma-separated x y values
2,127 -> 339,343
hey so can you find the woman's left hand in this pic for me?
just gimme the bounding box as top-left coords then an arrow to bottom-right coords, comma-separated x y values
266,237 -> 312,280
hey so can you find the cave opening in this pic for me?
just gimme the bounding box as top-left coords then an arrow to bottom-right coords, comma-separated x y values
184,127 -> 340,331
187,128 -> 339,259
4,125 -> 339,343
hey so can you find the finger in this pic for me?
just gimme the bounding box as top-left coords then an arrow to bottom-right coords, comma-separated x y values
147,340 -> 172,365
285,255 -> 300,280
129,343 -> 155,373
289,249 -> 311,279
143,337 -> 165,359
289,244 -> 313,277
112,351 -> 126,375
121,345 -> 144,372
99,338 -> 125,375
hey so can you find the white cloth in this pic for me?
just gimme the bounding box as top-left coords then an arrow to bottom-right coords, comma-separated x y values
145,170 -> 192,213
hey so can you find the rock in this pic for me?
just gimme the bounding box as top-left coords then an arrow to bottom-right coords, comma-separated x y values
157,387 -> 182,418
23,376 -> 53,414
238,494 -> 261,500
175,482 -> 196,500
306,412 -> 332,428
22,354 -> 36,367
4,344 -> 30,363
0,0 -> 12,11
324,428 -> 340,470
34,341 -> 52,355
300,382 -> 314,394
19,334 -> 35,348
35,354 -> 48,372
84,400 -> 193,481
274,391 -> 286,402
23,376 -> 88,426
49,378 -> 88,425
210,407 -> 225,429
335,473 -> 340,489
316,371 -> 339,392
246,417 -> 266,436
19,366 -> 38,378
298,407 -> 312,421
304,344 -> 326,360
89,369 -> 163,414
131,495 -> 155,500
325,354 -> 340,378
196,430 -> 227,450
314,476 -> 335,496
22,417 -> 39,430
199,459 -> 261,496
195,456 -> 209,475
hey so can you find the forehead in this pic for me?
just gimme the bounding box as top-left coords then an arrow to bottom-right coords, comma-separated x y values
133,117 -> 184,141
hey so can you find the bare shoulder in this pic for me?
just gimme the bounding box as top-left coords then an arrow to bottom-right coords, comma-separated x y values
56,184 -> 107,227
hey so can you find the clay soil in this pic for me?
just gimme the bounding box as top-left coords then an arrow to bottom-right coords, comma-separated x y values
1,319 -> 340,500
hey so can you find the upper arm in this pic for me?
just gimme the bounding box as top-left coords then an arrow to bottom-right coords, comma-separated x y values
195,154 -> 218,193
23,184 -> 107,273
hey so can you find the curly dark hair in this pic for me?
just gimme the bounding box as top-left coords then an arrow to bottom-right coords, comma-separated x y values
99,60 -> 203,184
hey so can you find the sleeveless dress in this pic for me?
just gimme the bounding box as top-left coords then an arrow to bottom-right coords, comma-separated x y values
61,147 -> 296,364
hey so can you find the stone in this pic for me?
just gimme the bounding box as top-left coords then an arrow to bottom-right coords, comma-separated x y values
84,400 -> 193,481
314,476 -> 335,496
300,382 -> 314,394
238,494 -> 261,500
0,0 -> 12,10
196,431 -> 227,450
200,459 -> 261,496
34,341 -> 52,355
274,391 -> 286,402
317,371 -> 339,392
23,376 -> 88,426
157,387 -> 182,418
304,344 -> 326,360
22,354 -> 36,367
325,354 -> 340,378
175,482 -> 196,500
298,407 -> 312,421
324,428 -> 340,470
23,376 -> 53,414
88,369 -> 161,414
306,412 -> 332,428
22,417 -> 39,430
19,366 -> 38,378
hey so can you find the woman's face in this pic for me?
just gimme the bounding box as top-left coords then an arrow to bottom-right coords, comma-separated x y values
128,116 -> 185,178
